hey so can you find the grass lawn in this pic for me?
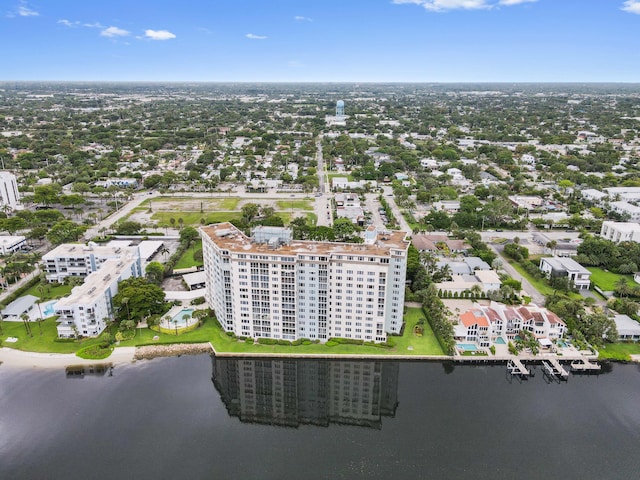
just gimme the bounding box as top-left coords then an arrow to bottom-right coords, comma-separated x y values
2,307 -> 446,357
23,282 -> 73,302
153,211 -> 243,226
587,267 -> 635,291
139,197 -> 241,211
327,172 -> 355,181
1,318 -> 105,354
174,240 -> 203,269
598,342 -> 640,361
209,307 -> 444,356
275,199 -> 314,210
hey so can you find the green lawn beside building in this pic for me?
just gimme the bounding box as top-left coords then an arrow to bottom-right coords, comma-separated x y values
586,267 -> 635,291
1,307 -> 445,357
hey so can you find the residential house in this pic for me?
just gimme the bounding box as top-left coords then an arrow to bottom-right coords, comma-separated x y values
539,256 -> 591,290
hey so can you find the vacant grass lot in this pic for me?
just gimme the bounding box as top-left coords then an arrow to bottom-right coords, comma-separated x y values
275,199 -> 314,210
174,240 -> 203,269
598,342 -> 640,361
587,267 -> 635,291
153,211 -> 243,226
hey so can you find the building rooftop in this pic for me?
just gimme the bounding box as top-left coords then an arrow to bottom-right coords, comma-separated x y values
55,259 -> 132,307
201,223 -> 409,257
541,256 -> 591,274
1,294 -> 39,317
43,243 -> 139,260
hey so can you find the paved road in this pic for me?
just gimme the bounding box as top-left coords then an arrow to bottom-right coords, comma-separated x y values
314,138 -> 333,227
382,186 -> 412,233
364,193 -> 385,228
489,244 -> 546,306
84,191 -> 161,240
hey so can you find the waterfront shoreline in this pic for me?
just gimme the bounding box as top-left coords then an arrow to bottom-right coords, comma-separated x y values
2,344 -> 639,370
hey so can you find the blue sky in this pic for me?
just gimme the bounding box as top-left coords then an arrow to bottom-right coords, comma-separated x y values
2,0 -> 640,82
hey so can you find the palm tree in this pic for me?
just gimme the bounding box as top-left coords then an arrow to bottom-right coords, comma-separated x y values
615,277 -> 631,298
159,245 -> 170,261
20,313 -> 33,337
546,240 -> 557,256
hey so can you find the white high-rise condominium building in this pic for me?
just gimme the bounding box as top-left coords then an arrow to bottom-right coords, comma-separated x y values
200,223 -> 409,343
0,171 -> 20,210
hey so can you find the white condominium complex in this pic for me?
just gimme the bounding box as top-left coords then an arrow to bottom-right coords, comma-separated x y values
43,243 -> 142,283
43,243 -> 143,338
0,171 -> 20,210
200,223 -> 409,343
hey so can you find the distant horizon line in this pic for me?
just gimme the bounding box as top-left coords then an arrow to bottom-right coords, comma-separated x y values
1,80 -> 640,85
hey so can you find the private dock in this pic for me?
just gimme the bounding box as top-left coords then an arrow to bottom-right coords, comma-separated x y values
570,358 -> 601,373
507,358 -> 530,377
541,357 -> 569,381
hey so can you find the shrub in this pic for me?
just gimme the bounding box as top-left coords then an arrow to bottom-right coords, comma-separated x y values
190,296 -> 206,305
277,339 -> 291,346
490,345 -> 496,355
76,342 -> 113,360
257,338 -> 278,345
245,337 -> 254,344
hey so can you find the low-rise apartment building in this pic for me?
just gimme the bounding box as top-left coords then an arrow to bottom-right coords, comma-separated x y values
54,257 -> 139,338
600,221 -> 640,243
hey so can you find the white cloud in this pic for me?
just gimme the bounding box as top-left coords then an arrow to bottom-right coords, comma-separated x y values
83,22 -> 105,29
392,0 -> 537,11
58,19 -> 79,27
499,0 -> 536,4
622,1 -> 640,14
101,26 -> 130,38
17,3 -> 39,17
294,15 -> 312,21
392,0 -> 490,11
144,29 -> 177,40
246,33 -> 267,40
7,2 -> 39,17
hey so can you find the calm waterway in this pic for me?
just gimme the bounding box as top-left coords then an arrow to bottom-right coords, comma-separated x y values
1,355 -> 639,480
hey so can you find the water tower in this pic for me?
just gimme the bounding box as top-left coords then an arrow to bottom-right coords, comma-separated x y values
336,100 -> 345,118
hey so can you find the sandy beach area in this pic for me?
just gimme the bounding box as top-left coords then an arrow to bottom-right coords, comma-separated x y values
0,347 -> 137,370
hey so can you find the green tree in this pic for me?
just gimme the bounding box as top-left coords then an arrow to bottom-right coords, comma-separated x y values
33,184 -> 62,207
179,226 -> 199,245
145,261 -> 165,285
115,221 -> 142,235
112,277 -> 166,322
46,220 -> 85,245
241,203 -> 260,223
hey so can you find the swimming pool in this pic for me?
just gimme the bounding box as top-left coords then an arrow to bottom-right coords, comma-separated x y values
42,301 -> 57,317
457,343 -> 478,351
495,337 -> 506,345
170,308 -> 194,328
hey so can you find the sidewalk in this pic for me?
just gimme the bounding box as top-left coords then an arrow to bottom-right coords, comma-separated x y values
0,266 -> 41,304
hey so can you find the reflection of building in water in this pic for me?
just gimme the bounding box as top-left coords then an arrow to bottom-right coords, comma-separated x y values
65,364 -> 113,379
212,357 -> 398,429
